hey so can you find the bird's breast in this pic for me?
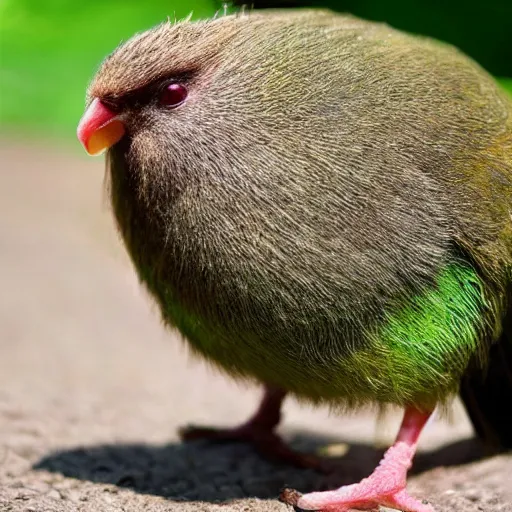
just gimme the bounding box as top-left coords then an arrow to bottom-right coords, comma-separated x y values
105,145 -> 492,407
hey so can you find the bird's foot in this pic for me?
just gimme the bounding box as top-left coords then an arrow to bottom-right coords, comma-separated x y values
179,423 -> 331,472
180,386 -> 331,472
280,441 -> 434,512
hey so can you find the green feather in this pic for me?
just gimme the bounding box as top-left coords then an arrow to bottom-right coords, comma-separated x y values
338,262 -> 494,408
151,260 -> 497,409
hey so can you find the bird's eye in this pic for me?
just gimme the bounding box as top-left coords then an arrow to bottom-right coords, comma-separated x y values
160,83 -> 188,108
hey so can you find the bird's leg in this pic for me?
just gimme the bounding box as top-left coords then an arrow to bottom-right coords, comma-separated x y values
180,385 -> 328,471
281,407 -> 435,512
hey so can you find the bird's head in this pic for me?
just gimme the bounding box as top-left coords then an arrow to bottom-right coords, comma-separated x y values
76,10 -> 350,194
76,13 -> 247,158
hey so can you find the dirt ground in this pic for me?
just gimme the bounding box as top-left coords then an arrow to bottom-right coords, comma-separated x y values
0,138 -> 511,512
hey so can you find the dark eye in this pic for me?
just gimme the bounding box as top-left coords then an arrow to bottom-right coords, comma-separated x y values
160,83 -> 188,108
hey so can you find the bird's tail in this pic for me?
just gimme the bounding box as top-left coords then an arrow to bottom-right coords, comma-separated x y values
460,298 -> 512,451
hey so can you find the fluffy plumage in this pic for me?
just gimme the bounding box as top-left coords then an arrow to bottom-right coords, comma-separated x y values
78,9 -> 512,510
88,10 -> 512,412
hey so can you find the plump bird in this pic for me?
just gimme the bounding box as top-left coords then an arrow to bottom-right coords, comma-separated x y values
77,9 -> 512,512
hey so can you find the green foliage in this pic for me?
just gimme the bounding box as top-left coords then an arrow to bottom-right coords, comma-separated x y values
0,0 -> 217,138
499,78 -> 512,96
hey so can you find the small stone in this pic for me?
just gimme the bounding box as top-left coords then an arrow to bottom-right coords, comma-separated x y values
47,489 -> 62,500
318,443 -> 349,458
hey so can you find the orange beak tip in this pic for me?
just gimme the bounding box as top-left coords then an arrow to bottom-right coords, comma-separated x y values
85,121 -> 126,156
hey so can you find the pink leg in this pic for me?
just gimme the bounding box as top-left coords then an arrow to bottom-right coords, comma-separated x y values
180,386 -> 329,471
280,407 -> 435,512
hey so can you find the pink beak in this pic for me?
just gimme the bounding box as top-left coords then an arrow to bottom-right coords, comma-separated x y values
77,98 -> 126,155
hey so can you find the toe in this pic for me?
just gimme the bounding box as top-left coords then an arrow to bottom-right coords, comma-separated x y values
279,488 -> 303,507
296,489 -> 355,510
296,487 -> 434,512
383,489 -> 435,512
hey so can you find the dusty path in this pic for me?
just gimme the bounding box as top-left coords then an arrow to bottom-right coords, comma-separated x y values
0,138 -> 511,511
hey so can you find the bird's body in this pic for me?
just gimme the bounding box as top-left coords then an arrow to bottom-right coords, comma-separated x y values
104,10 -> 512,408
78,9 -> 512,511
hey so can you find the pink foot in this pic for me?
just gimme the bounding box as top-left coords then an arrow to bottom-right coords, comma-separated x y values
280,407 -> 435,512
180,422 -> 329,470
179,386 -> 331,472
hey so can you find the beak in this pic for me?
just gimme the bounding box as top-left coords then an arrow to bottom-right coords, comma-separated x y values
77,98 -> 126,155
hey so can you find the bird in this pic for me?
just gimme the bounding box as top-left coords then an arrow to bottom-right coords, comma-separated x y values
76,8 -> 512,512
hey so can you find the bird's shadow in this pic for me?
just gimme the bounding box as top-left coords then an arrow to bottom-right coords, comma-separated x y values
33,429 -> 487,503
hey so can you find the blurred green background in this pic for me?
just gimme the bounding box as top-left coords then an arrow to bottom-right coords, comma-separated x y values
0,0 -> 511,143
